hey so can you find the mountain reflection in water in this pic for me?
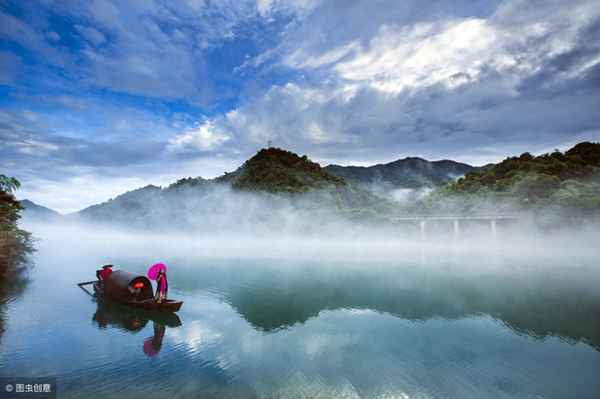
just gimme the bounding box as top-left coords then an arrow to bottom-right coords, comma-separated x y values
171,260 -> 600,350
1,244 -> 600,399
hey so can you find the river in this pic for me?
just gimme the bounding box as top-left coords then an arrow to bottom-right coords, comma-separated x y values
1,225 -> 600,398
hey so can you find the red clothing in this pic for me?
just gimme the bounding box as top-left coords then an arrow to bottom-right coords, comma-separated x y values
158,274 -> 168,295
99,268 -> 112,280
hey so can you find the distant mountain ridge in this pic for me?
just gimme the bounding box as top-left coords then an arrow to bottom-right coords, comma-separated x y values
20,142 -> 600,227
75,148 -> 395,230
20,199 -> 61,221
324,157 -> 475,199
73,148 -> 484,229
77,185 -> 162,220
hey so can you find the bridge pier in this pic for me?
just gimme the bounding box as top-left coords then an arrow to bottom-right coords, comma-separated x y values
392,215 -> 516,238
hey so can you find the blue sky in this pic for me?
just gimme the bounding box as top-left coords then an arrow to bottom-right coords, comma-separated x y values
1,0 -> 600,212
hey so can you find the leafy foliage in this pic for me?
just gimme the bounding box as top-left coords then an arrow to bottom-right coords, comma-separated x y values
222,147 -> 346,193
0,175 -> 20,193
421,142 -> 600,216
325,157 -> 475,191
0,175 -> 33,278
167,177 -> 209,190
221,147 -> 398,217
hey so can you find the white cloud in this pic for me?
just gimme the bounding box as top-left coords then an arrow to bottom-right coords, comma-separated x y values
15,154 -> 244,213
281,0 -> 600,96
290,2 -> 597,95
306,122 -> 330,144
285,41 -> 360,69
167,122 -> 231,153
256,0 -> 320,17
17,173 -> 153,214
333,19 -> 504,93
14,139 -> 59,155
76,25 -> 106,46
189,0 -> 600,165
169,320 -> 222,352
256,0 -> 275,16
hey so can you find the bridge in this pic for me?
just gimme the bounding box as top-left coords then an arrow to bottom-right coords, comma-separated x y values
390,216 -> 520,237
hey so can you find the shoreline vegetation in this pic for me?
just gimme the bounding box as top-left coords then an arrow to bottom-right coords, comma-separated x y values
0,175 -> 33,280
415,142 -> 600,225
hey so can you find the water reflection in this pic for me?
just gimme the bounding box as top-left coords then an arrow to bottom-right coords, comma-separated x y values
172,261 -> 600,349
159,260 -> 600,399
92,299 -> 182,357
143,323 -> 165,357
0,268 -> 29,344
93,300 -> 182,330
2,247 -> 600,399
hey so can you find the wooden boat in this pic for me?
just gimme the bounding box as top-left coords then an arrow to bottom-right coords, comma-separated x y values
89,270 -> 183,313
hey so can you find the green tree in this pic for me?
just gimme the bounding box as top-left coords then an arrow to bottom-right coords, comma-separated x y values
0,175 -> 20,193
0,175 -> 32,278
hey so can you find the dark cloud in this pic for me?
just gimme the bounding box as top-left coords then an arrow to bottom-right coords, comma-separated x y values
172,0 -> 600,165
0,110 -> 165,179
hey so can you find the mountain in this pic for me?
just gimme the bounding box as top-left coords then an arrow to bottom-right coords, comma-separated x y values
324,157 -> 475,200
422,142 -> 600,217
19,199 -> 61,222
67,142 -> 600,228
77,185 -> 162,222
218,147 -> 345,193
75,148 -> 395,230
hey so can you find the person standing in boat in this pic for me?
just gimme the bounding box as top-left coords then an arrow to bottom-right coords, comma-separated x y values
96,264 -> 113,289
155,269 -> 168,303
96,264 -> 113,280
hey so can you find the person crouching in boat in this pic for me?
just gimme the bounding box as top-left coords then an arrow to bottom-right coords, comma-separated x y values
96,264 -> 113,288
155,269 -> 168,303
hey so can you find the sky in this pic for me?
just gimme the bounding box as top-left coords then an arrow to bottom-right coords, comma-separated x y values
1,0 -> 600,213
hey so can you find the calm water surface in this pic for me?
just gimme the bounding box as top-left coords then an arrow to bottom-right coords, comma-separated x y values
1,233 -> 600,398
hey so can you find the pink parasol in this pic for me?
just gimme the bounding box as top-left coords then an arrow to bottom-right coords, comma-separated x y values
147,263 -> 167,280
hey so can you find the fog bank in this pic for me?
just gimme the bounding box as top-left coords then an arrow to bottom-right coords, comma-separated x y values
24,218 -> 600,265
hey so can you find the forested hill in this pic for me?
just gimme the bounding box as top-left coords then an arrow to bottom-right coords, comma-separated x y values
218,147 -> 345,193
75,148 -> 394,230
324,157 -> 475,192
20,200 -> 61,222
443,142 -> 600,210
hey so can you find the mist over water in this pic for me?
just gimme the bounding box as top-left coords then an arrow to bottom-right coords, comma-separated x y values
1,218 -> 599,399
25,207 -> 600,263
